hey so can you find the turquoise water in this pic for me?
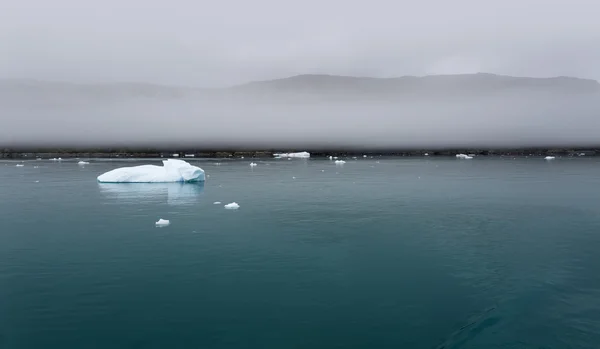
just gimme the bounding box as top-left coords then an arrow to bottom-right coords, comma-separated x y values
2,157 -> 600,348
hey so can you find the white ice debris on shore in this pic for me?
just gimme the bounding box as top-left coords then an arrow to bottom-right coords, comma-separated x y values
97,159 -> 205,183
274,152 -> 310,158
155,219 -> 170,227
224,202 -> 240,209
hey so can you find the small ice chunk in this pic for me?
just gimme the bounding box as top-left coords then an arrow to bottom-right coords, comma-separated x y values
250,162 -> 257,167
35,180 -> 39,183
78,161 -> 90,165
292,176 -> 296,179
334,156 -> 338,160
363,155 -> 367,158
224,202 -> 240,209
329,156 -> 333,160
456,154 -> 473,159
241,156 -> 245,159
321,169 -> 325,172
213,201 -> 221,204
335,160 -> 346,165
15,164 -> 24,167
544,156 -> 556,160
352,156 -> 357,159
155,218 -> 170,227
424,153 -> 429,156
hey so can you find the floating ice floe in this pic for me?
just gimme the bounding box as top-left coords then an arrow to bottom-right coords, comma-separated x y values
155,219 -> 170,227
250,162 -> 257,167
213,201 -> 221,205
78,161 -> 90,165
424,153 -> 429,156
329,156 -> 333,160
456,154 -> 473,159
97,159 -> 205,183
335,160 -> 346,165
15,164 -> 24,167
544,156 -> 556,160
224,202 -> 240,209
274,151 -> 310,158
363,155 -> 367,158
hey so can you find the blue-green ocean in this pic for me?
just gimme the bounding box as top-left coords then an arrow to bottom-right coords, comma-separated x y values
2,156 -> 600,348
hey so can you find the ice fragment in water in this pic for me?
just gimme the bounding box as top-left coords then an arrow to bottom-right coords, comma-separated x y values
15,164 -> 24,167
335,160 -> 346,165
544,156 -> 556,160
213,201 -> 221,204
250,162 -> 257,167
224,202 -> 240,209
155,219 -> 170,227
78,161 -> 90,165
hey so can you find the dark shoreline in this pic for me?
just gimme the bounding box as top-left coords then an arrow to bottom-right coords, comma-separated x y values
1,148 -> 598,159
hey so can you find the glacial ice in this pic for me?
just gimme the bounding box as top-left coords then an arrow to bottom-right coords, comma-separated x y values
155,219 -> 170,227
544,156 -> 556,160
15,164 -> 24,167
274,152 -> 310,158
224,202 -> 240,209
456,154 -> 473,159
78,161 -> 90,165
335,160 -> 346,165
250,162 -> 257,167
213,201 -> 222,205
97,159 -> 205,183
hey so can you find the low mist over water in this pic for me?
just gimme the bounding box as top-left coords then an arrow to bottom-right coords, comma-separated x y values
2,74 -> 600,149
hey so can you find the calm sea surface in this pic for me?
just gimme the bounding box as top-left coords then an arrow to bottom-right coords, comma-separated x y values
2,157 -> 600,348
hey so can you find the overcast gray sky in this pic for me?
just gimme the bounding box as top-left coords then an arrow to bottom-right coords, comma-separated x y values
2,0 -> 600,87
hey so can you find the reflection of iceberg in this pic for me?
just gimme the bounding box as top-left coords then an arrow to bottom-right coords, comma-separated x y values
97,159 -> 205,183
98,182 -> 204,205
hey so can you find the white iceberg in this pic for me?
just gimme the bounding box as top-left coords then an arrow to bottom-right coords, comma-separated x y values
250,162 -> 257,167
329,156 -> 333,160
213,201 -> 221,205
335,160 -> 346,165
363,155 -> 367,158
97,159 -> 205,183
155,218 -> 170,227
456,154 -> 473,159
544,156 -> 556,160
15,164 -> 24,167
224,202 -> 240,209
78,161 -> 90,165
424,153 -> 429,156
274,151 -> 310,158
